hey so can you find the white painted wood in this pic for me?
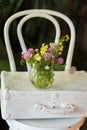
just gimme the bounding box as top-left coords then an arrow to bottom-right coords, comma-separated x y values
4,9 -> 75,71
0,88 -> 1,104
9,127 -> 80,130
1,71 -> 87,119
2,9 -> 85,130
7,117 -> 85,130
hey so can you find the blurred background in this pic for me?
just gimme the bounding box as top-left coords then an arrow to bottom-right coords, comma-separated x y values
0,0 -> 87,129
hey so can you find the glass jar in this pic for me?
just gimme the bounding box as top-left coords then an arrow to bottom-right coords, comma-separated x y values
29,67 -> 54,89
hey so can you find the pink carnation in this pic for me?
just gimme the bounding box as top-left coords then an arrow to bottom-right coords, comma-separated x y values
44,52 -> 52,60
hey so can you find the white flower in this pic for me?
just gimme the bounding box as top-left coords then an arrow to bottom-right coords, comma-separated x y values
35,49 -> 39,52
45,65 -> 50,70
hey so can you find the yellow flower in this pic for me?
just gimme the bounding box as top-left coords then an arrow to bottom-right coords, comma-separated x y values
59,45 -> 64,51
59,42 -> 63,46
65,35 -> 69,41
34,53 -> 41,61
58,51 -> 62,55
40,43 -> 48,55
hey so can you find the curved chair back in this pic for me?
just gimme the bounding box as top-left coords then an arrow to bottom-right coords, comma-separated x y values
17,13 -> 61,70
4,9 -> 75,71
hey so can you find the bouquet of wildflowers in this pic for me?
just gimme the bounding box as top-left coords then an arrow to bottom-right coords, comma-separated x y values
21,35 -> 76,88
21,35 -> 70,71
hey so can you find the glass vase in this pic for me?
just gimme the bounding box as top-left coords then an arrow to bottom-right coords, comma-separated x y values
29,67 -> 54,89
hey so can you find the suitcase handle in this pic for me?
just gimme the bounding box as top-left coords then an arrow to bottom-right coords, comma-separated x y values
34,102 -> 76,114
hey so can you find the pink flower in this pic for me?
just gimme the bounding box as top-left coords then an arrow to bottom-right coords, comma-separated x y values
51,43 -> 58,48
53,58 -> 58,63
21,55 -> 25,60
28,48 -> 34,54
22,52 -> 32,60
22,48 -> 35,60
58,57 -> 64,64
49,43 -> 58,51
44,52 -> 52,60
71,66 -> 77,71
48,47 -> 54,51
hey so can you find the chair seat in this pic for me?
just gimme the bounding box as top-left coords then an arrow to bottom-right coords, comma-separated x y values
7,117 -> 85,130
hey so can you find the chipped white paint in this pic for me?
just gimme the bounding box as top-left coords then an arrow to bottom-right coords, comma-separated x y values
34,102 -> 76,114
1,71 -> 87,119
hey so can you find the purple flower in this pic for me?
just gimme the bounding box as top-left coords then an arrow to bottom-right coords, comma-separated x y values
22,48 -> 35,60
44,52 -> 52,60
21,55 -> 25,60
53,58 -> 58,63
28,48 -> 34,54
22,52 -> 32,60
49,43 -> 58,51
48,47 -> 54,51
71,66 -> 77,71
51,43 -> 58,48
58,57 -> 64,64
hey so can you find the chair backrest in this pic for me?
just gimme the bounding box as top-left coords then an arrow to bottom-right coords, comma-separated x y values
4,9 -> 75,71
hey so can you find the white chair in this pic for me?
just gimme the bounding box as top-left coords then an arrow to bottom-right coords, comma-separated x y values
4,9 -> 76,71
3,9 -> 85,130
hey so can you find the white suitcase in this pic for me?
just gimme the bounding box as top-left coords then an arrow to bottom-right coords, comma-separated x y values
1,71 -> 87,119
